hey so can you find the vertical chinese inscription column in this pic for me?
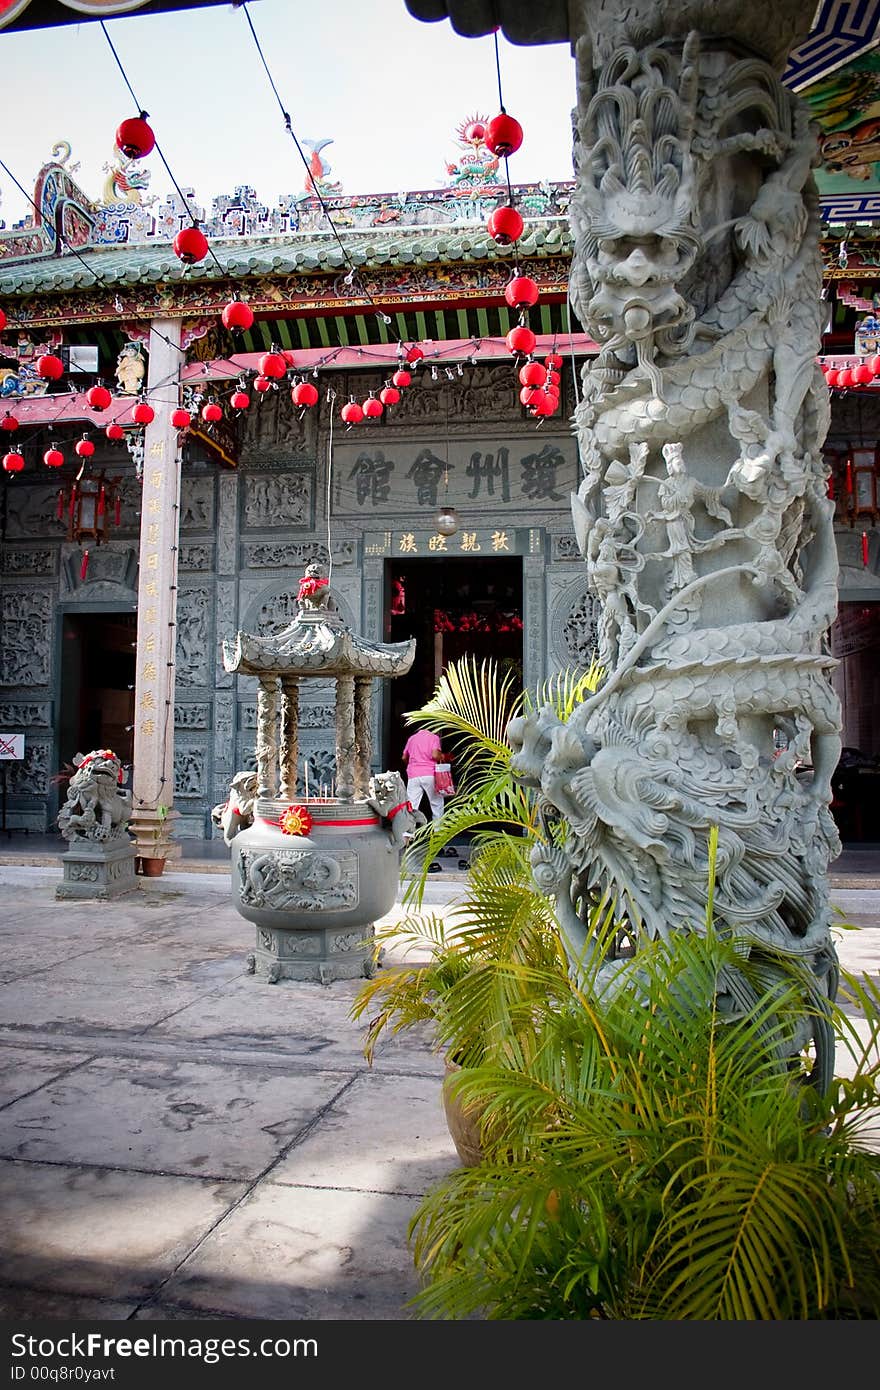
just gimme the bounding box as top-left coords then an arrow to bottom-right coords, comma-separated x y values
278,677 -> 299,799
129,318 -> 183,862
353,677 -> 372,799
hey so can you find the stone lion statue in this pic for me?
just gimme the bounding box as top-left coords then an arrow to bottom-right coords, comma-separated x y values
57,749 -> 132,843
367,770 -> 426,851
211,770 -> 258,846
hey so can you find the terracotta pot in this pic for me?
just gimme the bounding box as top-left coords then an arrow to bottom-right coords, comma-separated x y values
140,857 -> 166,878
442,1057 -> 485,1167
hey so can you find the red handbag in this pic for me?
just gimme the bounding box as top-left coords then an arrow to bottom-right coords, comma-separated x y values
433,762 -> 455,796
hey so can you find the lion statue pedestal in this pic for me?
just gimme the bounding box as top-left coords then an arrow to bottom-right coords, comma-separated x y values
55,749 -> 137,901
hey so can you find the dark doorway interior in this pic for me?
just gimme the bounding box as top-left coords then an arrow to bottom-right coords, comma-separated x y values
59,613 -> 137,775
383,556 -> 523,776
829,601 -> 880,841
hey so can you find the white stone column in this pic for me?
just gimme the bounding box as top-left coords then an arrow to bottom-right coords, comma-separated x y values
128,318 -> 183,863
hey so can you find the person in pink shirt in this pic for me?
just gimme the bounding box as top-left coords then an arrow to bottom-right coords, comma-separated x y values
402,726 -> 444,821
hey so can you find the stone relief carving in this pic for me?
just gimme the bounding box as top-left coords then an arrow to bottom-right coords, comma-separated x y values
243,471 -> 314,530
559,588 -> 600,669
216,473 -> 238,575
179,543 -> 214,571
553,534 -> 582,561
240,388 -> 313,457
1,550 -> 55,577
0,589 -> 52,686
3,486 -> 67,540
179,476 -> 215,530
64,546 -> 137,595
175,703 -> 211,730
7,741 -> 49,796
174,746 -> 207,797
241,702 -> 334,731
237,847 -> 358,912
243,541 -> 338,569
510,7 -> 840,1090
176,588 -> 212,686
249,583 -> 352,637
0,702 -> 50,728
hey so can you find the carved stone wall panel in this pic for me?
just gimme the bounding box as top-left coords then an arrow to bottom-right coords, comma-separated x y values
242,468 -> 315,531
0,589 -> 52,687
61,545 -> 138,597
179,543 -> 214,571
240,702 -> 334,731
216,472 -> 238,575
1,549 -> 55,577
179,475 -> 215,531
241,577 -> 355,636
549,573 -> 598,673
363,555 -> 382,644
175,586 -> 212,688
4,485 -> 68,542
213,690 -> 235,803
214,579 -> 237,689
0,701 -> 51,727
175,703 -> 211,730
7,739 -> 50,796
243,540 -> 334,569
239,389 -> 315,461
174,744 -> 208,798
523,554 -> 546,692
552,533 -> 582,562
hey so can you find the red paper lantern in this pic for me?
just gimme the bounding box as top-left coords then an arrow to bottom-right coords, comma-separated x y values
171,408 -> 191,429
281,350 -> 298,367
115,112 -> 155,160
36,353 -> 64,381
201,402 -> 223,423
530,392 -> 556,417
853,361 -> 874,386
86,384 -> 112,411
221,299 -> 255,332
519,385 -> 542,408
106,422 -> 124,441
173,224 -> 209,265
838,368 -> 854,389
75,438 -> 95,459
485,112 -> 523,158
545,353 -> 563,369
2,451 -> 24,473
363,396 -> 384,418
863,532 -> 870,567
519,361 -> 547,387
506,325 -> 537,356
487,204 -> 523,245
379,385 -> 400,407
341,400 -> 364,425
43,447 -> 64,468
825,368 -> 839,387
132,401 -> 155,425
230,391 -> 251,411
0,307 -> 7,332
291,381 -> 319,408
1,412 -> 18,432
392,369 -> 411,389
258,351 -> 287,379
869,354 -> 880,376
505,275 -> 539,309
405,345 -> 425,364
545,368 -> 561,387
253,375 -> 272,393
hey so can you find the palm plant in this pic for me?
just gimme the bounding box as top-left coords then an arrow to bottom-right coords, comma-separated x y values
407,921 -> 880,1320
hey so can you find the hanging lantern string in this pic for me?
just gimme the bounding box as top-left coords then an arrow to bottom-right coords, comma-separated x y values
0,155 -> 187,365
239,1 -> 396,341
492,30 -> 517,217
325,389 -> 336,584
98,20 -> 229,283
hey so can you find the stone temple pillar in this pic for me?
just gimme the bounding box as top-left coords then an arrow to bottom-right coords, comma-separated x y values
335,676 -> 356,803
408,1 -> 841,1090
279,678 -> 299,800
353,677 -> 373,801
256,678 -> 278,799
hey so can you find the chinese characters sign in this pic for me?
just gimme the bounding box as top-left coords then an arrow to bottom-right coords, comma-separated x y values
334,439 -> 577,516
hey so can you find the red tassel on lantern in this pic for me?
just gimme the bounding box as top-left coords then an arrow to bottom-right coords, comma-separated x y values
115,497 -> 121,526
69,487 -> 77,519
97,486 -> 106,518
862,532 -> 870,567
80,550 -> 89,581
846,458 -> 854,493
56,489 -> 63,520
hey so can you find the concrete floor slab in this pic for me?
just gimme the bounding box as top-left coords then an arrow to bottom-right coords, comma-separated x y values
0,1158 -> 245,1300
272,1071 -> 459,1195
157,1182 -> 425,1320
0,1046 -> 94,1109
0,1057 -> 356,1181
0,1286 -> 138,1319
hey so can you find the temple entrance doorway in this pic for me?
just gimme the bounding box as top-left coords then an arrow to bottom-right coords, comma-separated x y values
829,601 -> 880,842
57,612 -> 137,788
382,555 -> 523,776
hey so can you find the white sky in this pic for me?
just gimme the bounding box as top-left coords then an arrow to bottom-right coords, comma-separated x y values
0,0 -> 578,226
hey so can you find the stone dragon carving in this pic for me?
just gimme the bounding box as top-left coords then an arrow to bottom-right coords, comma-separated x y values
508,4 -> 841,1089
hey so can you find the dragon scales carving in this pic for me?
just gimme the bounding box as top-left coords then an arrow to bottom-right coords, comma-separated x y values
508,8 -> 841,1087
